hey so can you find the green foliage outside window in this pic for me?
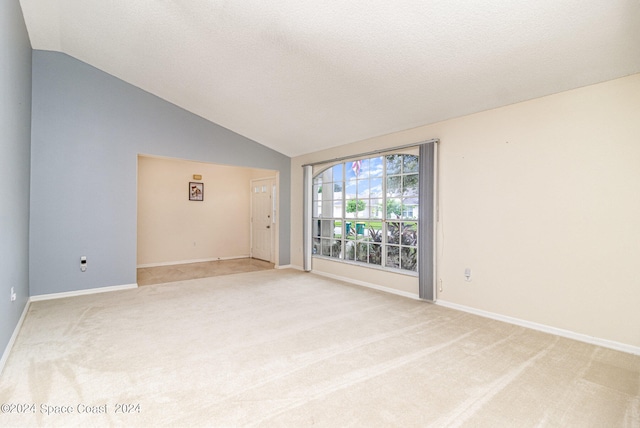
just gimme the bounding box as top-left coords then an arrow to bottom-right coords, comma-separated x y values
346,199 -> 366,213
386,199 -> 402,217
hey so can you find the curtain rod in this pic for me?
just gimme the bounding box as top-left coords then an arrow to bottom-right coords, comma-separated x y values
301,138 -> 439,167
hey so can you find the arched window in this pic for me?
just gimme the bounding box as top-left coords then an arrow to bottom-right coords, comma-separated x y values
312,153 -> 419,273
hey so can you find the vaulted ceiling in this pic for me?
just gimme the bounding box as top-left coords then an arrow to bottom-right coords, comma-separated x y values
19,1 -> 640,157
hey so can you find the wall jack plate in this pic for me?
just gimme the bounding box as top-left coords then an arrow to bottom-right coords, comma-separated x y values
10,287 -> 16,302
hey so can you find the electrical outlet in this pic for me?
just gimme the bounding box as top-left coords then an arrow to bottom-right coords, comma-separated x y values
10,287 -> 16,302
438,279 -> 443,293
464,267 -> 472,282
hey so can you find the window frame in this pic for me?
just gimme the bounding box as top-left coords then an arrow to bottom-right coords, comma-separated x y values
311,151 -> 420,276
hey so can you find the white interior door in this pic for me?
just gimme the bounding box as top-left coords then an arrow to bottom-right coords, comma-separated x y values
251,178 -> 275,262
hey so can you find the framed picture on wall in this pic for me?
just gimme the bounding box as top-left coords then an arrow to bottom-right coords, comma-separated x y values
189,182 -> 204,201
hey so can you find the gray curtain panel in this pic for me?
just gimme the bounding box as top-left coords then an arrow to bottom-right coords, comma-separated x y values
418,142 -> 437,301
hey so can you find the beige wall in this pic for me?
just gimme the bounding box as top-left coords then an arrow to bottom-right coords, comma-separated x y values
138,156 -> 274,266
291,73 -> 640,348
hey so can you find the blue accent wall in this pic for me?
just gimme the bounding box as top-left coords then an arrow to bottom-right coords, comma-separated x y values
30,51 -> 290,296
0,0 -> 32,361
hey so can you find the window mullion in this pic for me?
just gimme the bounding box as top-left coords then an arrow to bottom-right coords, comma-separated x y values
341,172 -> 346,259
382,158 -> 388,268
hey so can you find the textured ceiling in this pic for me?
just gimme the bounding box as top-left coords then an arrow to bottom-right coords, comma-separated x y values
19,1 -> 640,157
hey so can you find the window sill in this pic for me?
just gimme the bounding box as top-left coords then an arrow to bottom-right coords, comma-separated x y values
311,255 -> 418,277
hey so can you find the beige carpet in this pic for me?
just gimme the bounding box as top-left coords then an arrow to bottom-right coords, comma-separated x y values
1,269 -> 638,427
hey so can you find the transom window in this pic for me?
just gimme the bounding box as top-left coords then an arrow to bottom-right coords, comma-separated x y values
312,153 -> 419,273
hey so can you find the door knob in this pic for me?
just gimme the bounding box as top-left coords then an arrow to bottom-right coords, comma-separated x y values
266,225 -> 271,229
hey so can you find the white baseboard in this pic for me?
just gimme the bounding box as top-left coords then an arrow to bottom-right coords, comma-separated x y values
30,283 -> 138,302
311,270 -> 421,301
0,299 -> 31,376
436,299 -> 640,356
276,264 -> 304,271
137,255 -> 249,268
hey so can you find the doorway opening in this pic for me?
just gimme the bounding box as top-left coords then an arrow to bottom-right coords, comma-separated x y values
137,155 -> 279,285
